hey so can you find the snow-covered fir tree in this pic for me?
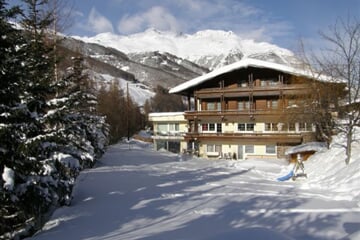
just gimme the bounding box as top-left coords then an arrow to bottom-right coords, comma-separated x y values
0,0 -> 33,236
0,0 -> 109,238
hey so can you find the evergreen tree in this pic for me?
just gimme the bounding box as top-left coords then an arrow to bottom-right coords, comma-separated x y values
0,0 -> 57,236
1,0 -> 61,236
44,56 -> 108,204
1,0 -> 108,237
51,56 -> 108,165
0,0 -> 32,236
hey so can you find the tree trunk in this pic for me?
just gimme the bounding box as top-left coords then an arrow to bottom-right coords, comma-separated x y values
345,127 -> 352,165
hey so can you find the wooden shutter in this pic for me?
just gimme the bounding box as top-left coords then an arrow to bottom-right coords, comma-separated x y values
256,99 -> 267,110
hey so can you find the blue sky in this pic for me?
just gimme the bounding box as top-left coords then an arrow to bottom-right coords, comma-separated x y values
10,0 -> 360,51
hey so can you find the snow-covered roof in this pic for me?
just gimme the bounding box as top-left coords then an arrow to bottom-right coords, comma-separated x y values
169,58 -> 334,94
285,142 -> 327,155
148,112 -> 186,122
148,112 -> 185,117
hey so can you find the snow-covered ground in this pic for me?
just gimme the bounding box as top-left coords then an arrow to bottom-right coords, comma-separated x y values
29,135 -> 360,240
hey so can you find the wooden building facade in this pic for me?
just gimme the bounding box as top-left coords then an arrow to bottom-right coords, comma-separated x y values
169,58 -> 333,160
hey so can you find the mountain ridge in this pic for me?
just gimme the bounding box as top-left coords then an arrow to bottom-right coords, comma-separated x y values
74,28 -> 297,70
58,28 -> 303,105
58,35 -> 208,106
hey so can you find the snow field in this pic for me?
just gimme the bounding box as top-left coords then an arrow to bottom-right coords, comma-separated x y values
30,138 -> 360,240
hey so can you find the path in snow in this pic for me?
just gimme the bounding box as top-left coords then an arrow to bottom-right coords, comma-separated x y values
30,141 -> 360,240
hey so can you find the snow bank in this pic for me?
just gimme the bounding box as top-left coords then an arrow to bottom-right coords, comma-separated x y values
302,128 -> 360,202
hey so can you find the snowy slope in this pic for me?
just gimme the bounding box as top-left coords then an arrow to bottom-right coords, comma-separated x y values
75,29 -> 297,69
89,72 -> 155,106
60,35 -> 206,89
30,129 -> 360,240
301,128 -> 360,202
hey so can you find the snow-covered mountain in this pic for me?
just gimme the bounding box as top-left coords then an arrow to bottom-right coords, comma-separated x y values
75,28 -> 298,70
58,36 -> 207,105
59,28 -> 301,105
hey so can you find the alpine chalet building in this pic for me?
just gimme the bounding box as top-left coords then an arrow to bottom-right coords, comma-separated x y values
168,58 -> 338,160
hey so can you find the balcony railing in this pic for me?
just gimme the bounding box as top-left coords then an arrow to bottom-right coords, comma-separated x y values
184,109 -> 288,122
195,84 -> 309,98
152,131 -> 187,140
184,131 -> 304,143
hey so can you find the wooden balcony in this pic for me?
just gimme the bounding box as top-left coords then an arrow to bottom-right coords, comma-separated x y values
184,131 -> 304,144
195,84 -> 309,98
184,109 -> 304,122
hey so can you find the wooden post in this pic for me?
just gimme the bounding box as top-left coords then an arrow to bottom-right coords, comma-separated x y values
187,94 -> 191,111
127,82 -> 130,142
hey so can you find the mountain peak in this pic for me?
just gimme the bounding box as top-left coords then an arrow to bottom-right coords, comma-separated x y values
193,29 -> 236,38
75,29 -> 295,69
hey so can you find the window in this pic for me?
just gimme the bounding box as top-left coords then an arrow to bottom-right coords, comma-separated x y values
245,145 -> 254,154
207,103 -> 215,110
237,123 -> 254,132
238,102 -> 244,110
287,123 -> 296,131
217,123 -> 222,133
287,99 -> 297,107
267,99 -> 278,109
265,123 -> 278,131
268,79 -> 279,86
247,123 -> 254,131
202,123 -> 221,132
169,123 -> 179,132
299,122 -> 313,132
157,123 -> 180,135
157,123 -> 168,133
271,100 -> 278,109
207,102 -> 220,111
238,100 -> 251,111
266,145 -> 276,154
207,144 -> 222,153
238,123 -> 245,131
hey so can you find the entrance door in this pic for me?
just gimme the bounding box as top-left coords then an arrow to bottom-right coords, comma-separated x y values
238,145 -> 244,160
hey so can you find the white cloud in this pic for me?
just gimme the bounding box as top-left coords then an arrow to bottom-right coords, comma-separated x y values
73,10 -> 85,18
98,0 -> 294,45
175,0 -> 205,12
117,6 -> 181,34
176,0 -> 259,18
88,7 -> 114,34
171,0 -> 292,43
